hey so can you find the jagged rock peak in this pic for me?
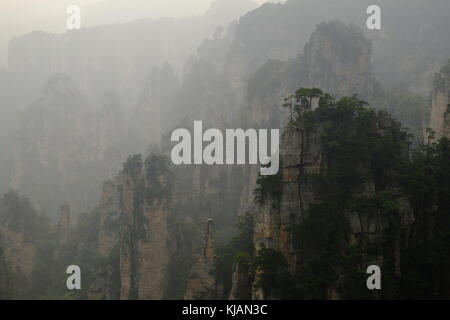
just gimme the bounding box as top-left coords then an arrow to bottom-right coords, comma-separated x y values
301,21 -> 376,98
429,60 -> 450,139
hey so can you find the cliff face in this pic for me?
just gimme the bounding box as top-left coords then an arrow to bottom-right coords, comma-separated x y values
120,172 -> 172,300
250,123 -> 326,299
231,91 -> 422,300
429,61 -> 450,139
0,193 -> 41,279
168,23 -> 380,298
184,219 -> 216,299
0,224 -> 36,279
300,22 -> 375,98
97,179 -> 122,258
0,191 -> 53,299
238,21 -> 378,228
253,125 -> 322,272
0,243 -> 10,299
91,154 -> 176,300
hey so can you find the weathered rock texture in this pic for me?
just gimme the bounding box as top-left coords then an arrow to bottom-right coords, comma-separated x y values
301,22 -> 375,98
97,179 -> 122,258
228,257 -> 252,300
253,126 -> 322,269
250,110 -> 414,299
0,226 -> 36,278
429,61 -> 450,139
0,191 -> 51,299
90,154 -> 176,300
119,179 -> 172,300
184,219 -> 217,300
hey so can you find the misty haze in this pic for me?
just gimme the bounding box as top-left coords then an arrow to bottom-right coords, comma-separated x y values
0,0 -> 449,302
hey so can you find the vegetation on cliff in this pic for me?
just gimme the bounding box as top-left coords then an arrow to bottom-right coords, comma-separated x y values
220,88 -> 450,300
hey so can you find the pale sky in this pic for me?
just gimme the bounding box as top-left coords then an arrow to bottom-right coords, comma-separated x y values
0,0 -> 279,67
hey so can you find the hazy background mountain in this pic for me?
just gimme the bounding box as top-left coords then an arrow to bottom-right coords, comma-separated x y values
0,0 -> 263,215
0,0 -> 281,68
0,0 -> 449,218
